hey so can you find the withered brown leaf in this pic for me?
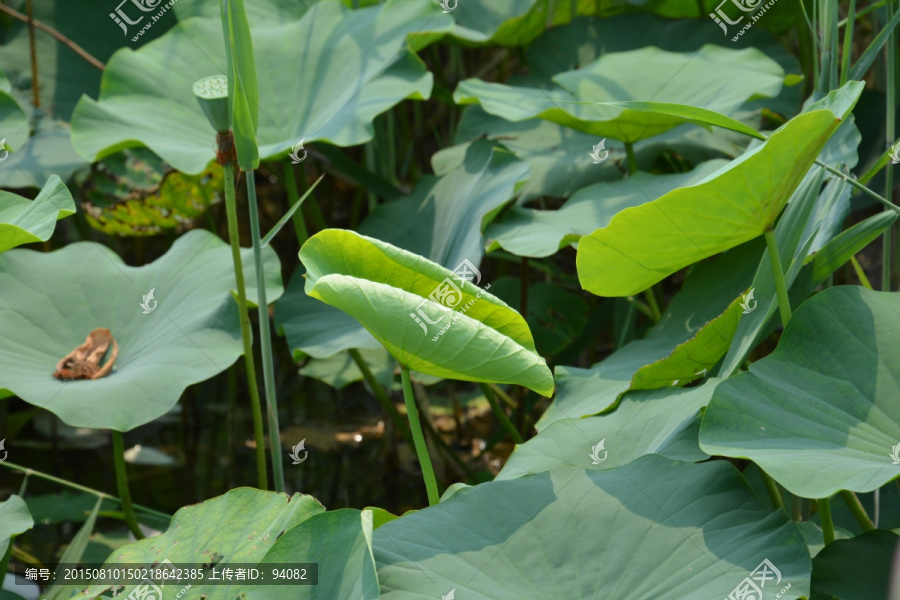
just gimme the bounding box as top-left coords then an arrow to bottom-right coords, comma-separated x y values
53,328 -> 119,380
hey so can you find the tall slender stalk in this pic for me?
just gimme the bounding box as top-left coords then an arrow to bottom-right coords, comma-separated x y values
400,364 -> 440,505
624,142 -> 638,175
840,0 -> 857,85
480,383 -> 525,444
841,490 -> 875,530
245,174 -> 285,492
819,496 -> 835,544
884,0 -> 897,292
223,162 -> 268,490
348,349 -> 414,448
111,431 -> 144,540
764,229 -> 792,328
761,470 -> 784,511
25,0 -> 38,108
283,162 -> 309,248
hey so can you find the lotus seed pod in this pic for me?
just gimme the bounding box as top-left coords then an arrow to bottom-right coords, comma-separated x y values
193,75 -> 231,133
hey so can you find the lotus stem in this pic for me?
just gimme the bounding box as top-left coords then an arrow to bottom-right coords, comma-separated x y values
839,0 -> 856,85
480,383 -> 525,444
813,160 -> 900,213
283,161 -> 309,248
818,496 -> 835,544
111,431 -> 144,540
885,0 -> 897,292
26,0 -> 39,108
760,470 -> 784,511
643,288 -> 661,322
624,141 -> 638,175
0,461 -> 171,520
223,162 -> 268,490
348,349 -> 414,448
245,172 -> 285,493
764,228 -> 792,328
840,490 -> 875,531
414,391 -> 479,482
400,364 -> 440,505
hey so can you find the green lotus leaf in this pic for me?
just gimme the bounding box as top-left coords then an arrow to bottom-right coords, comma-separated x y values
454,45 -> 784,143
240,509 -> 379,600
299,229 -> 554,396
0,229 -> 282,431
699,286 -> 900,498
440,106 -> 741,204
276,140 -> 529,361
717,116 -> 861,374
499,379 -> 718,480
486,159 -> 728,258
537,238 -> 761,428
811,530 -> 899,599
82,487 -> 324,600
0,88 -> 28,153
0,175 -> 75,253
0,495 -> 33,558
576,81 -> 864,296
71,0 -> 454,174
375,456 -> 809,599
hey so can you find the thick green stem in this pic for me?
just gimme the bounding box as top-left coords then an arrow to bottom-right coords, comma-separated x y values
283,162 -> 309,248
624,141 -> 638,175
400,364 -> 440,505
224,164 -> 268,490
761,471 -> 784,511
245,173 -> 285,493
0,461 -> 171,520
480,383 -> 525,444
111,431 -> 144,540
819,496 -> 835,544
643,288 -> 661,322
885,0 -> 897,292
348,349 -> 415,448
764,228 -> 792,328
841,490 -> 876,531
791,494 -> 802,521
